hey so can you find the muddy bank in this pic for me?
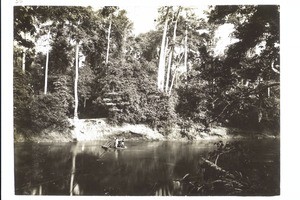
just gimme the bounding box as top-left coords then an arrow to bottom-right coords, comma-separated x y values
14,118 -> 278,143
14,118 -> 164,143
70,118 -> 165,141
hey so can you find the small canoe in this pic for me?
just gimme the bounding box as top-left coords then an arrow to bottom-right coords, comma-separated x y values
101,145 -> 110,150
102,145 -> 127,150
115,146 -> 127,150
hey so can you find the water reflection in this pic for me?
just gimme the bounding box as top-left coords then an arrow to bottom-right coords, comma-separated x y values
30,185 -> 42,195
70,142 -> 79,195
14,139 -> 279,195
15,143 -> 72,195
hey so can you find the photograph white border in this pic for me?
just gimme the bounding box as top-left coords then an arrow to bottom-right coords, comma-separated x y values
2,0 -> 299,199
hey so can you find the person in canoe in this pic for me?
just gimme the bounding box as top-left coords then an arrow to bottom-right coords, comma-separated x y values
118,138 -> 125,148
114,137 -> 119,148
102,137 -> 126,150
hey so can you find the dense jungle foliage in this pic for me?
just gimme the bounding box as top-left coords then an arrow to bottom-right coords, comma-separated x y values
13,5 -> 279,137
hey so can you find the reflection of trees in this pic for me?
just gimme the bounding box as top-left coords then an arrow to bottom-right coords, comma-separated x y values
15,141 -> 110,195
73,141 -> 215,195
152,141 -> 215,196
15,140 -> 223,195
15,143 -> 74,194
69,142 -> 90,195
69,142 -> 78,195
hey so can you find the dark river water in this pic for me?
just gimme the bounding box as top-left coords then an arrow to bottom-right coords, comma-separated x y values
14,139 -> 280,196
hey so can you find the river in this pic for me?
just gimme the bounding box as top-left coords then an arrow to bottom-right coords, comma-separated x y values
14,138 -> 280,196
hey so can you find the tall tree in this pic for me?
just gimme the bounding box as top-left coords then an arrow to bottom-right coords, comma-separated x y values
101,7 -> 119,68
183,28 -> 188,82
157,7 -> 170,92
14,6 -> 37,73
74,43 -> 80,120
165,7 -> 181,93
44,30 -> 51,94
105,19 -> 112,67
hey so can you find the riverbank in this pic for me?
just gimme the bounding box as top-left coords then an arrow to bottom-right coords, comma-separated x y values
14,118 -> 279,143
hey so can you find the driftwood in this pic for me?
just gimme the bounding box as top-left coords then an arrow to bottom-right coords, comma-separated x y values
201,157 -> 235,179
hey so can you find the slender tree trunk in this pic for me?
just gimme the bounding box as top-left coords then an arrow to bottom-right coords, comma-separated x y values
163,37 -> 169,90
22,50 -> 26,73
121,24 -> 128,65
165,38 -> 173,93
164,37 -> 169,60
168,68 -> 178,95
157,8 -> 170,92
74,43 -> 79,120
83,97 -> 86,108
105,18 -> 112,67
168,52 -> 185,95
44,30 -> 50,94
44,50 -> 49,94
184,28 -> 188,83
165,51 -> 172,93
165,8 -> 181,93
121,36 -> 126,63
22,33 -> 28,73
258,110 -> 263,123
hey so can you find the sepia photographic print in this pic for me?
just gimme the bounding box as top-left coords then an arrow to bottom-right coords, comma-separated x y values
3,0 -> 290,198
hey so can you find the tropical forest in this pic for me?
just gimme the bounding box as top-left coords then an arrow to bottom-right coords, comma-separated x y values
13,5 -> 280,196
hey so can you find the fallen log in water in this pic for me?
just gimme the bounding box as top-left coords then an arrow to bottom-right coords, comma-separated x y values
201,157 -> 235,179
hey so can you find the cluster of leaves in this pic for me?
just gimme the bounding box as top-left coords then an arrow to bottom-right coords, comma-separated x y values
176,72 -> 213,128
29,94 -> 70,133
13,67 -> 33,132
14,61 -> 74,133
92,58 -> 178,134
176,5 -> 280,132
21,76 -> 73,133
